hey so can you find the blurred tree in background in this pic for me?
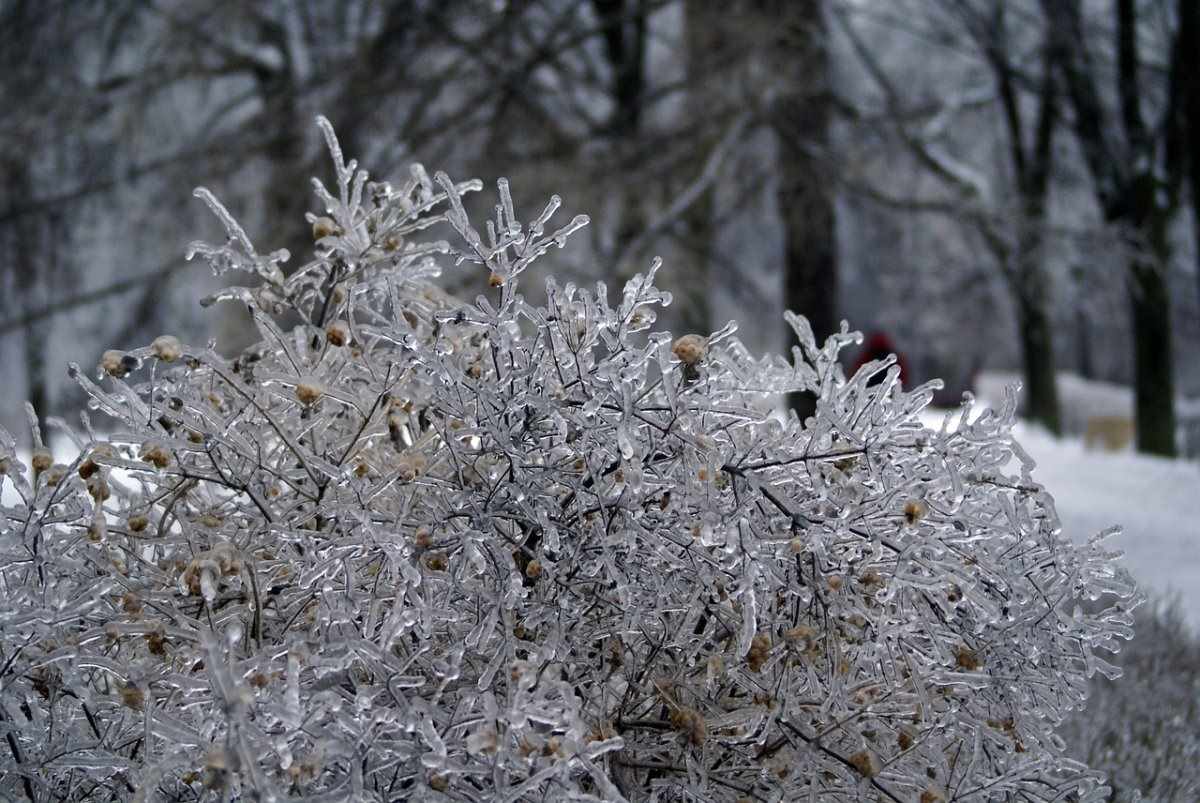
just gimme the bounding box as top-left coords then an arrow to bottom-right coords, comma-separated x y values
2,0 -> 1198,455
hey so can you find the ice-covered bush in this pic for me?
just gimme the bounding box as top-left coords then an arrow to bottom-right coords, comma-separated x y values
1060,599 -> 1200,803
0,118 -> 1138,802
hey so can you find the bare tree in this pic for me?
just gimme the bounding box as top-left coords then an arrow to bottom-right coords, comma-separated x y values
960,0 -> 1063,434
1042,0 -> 1196,455
833,0 -> 1070,434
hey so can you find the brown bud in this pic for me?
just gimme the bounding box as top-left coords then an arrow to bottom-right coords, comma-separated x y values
848,749 -> 879,778
152,335 -> 182,362
954,645 -> 982,671
295,381 -> 324,406
312,216 -> 339,240
119,681 -> 145,711
101,349 -> 128,377
904,499 -> 928,526
86,474 -> 110,501
140,440 -> 171,469
31,448 -> 53,473
746,633 -> 772,672
671,334 -> 707,366
325,321 -> 350,347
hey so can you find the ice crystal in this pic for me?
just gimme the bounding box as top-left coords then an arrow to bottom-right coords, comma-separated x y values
0,117 -> 1137,801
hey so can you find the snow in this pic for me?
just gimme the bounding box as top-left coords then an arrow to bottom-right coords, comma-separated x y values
977,371 -> 1134,437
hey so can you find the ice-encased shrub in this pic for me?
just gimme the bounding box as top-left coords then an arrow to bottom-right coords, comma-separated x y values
1061,599 -> 1200,803
0,118 -> 1138,802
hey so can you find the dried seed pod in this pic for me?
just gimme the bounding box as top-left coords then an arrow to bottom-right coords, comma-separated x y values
86,474 -> 110,502
121,592 -> 143,615
152,335 -> 183,362
101,349 -> 128,377
31,448 -> 53,473
43,464 -> 67,486
295,380 -> 324,405
312,216 -> 339,240
904,499 -> 929,526
396,452 -> 426,482
119,681 -> 145,711
668,707 -> 707,746
955,645 -> 982,671
325,320 -> 350,347
848,749 -> 879,778
140,440 -> 171,469
671,334 -> 707,366
746,633 -> 772,672
414,528 -> 433,549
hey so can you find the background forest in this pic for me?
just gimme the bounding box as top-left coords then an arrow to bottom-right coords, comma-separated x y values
2,0 -> 1199,456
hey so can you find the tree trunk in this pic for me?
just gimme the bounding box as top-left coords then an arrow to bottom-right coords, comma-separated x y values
1176,0 -> 1200,311
1129,251 -> 1177,456
1016,292 -> 1061,435
593,0 -> 649,285
1042,0 -> 1182,456
213,28 -> 305,356
677,0 -> 720,335
1010,206 -> 1060,436
1075,304 -> 1094,380
4,157 -> 49,437
759,0 -> 837,417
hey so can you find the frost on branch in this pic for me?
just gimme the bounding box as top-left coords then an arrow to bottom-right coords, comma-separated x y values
0,117 -> 1137,801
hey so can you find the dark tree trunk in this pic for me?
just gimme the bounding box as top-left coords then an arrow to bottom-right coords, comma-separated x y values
256,87 -> 306,274
757,0 -> 837,417
779,153 -> 837,420
211,19 -> 306,356
1016,292 -> 1061,435
1042,0 -> 1181,456
1129,216 -> 1177,455
593,0 -> 649,284
989,12 -> 1062,436
1076,304 -> 1094,380
1188,23 -> 1200,313
4,157 -> 49,437
677,0 -> 720,335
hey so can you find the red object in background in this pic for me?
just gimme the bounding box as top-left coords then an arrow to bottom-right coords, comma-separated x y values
851,332 -> 908,388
